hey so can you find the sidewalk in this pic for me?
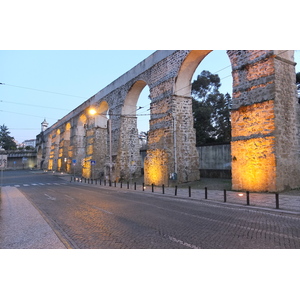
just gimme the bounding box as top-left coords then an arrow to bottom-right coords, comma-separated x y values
69,176 -> 300,214
0,186 -> 66,249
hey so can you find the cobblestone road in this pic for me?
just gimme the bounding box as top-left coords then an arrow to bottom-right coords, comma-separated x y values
20,182 -> 300,249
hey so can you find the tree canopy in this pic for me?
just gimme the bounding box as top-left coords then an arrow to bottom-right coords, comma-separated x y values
0,124 -> 17,150
192,70 -> 232,146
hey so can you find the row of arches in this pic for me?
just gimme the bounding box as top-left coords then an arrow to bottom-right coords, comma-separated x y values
41,51 -> 230,184
37,50 -> 299,192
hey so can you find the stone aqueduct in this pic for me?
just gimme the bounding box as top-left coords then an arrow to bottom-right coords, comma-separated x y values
36,50 -> 300,192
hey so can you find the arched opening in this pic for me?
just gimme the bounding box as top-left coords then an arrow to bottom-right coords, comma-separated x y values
64,122 -> 71,172
89,101 -> 109,128
175,50 -> 212,97
119,80 -> 150,181
88,100 -> 110,180
73,114 -> 87,176
191,51 -> 233,179
48,129 -> 60,171
160,50 -> 233,184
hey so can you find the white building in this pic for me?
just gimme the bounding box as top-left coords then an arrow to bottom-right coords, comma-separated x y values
22,139 -> 36,148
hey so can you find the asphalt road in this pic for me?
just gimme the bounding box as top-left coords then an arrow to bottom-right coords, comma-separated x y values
2,170 -> 300,249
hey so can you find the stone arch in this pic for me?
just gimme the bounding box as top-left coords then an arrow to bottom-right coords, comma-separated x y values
55,128 -> 64,171
91,100 -> 109,128
122,80 -> 148,114
117,80 -> 149,181
63,122 -> 72,172
85,100 -> 110,179
48,129 -> 60,171
65,122 -> 71,140
72,113 -> 87,175
174,50 -> 212,97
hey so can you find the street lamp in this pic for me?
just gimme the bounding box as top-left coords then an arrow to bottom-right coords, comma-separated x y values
89,108 -> 97,116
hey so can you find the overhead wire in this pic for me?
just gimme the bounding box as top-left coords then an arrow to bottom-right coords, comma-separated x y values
0,82 -> 87,99
1,50 -> 290,118
0,99 -> 70,111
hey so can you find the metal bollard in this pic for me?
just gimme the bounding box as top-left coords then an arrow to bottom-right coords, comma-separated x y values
162,184 -> 165,194
120,181 -> 122,188
175,186 -> 177,196
275,193 -> 279,209
142,182 -> 145,191
224,189 -> 227,202
134,182 -> 136,190
205,187 -> 208,199
127,182 -> 129,189
189,186 -> 191,197
246,191 -> 250,205
152,183 -> 154,193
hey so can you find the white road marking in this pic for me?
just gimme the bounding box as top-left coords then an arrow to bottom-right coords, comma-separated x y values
91,205 -> 113,215
44,193 -> 56,201
168,236 -> 201,249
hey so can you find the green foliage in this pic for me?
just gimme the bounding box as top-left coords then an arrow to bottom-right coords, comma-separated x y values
192,70 -> 232,146
0,124 -> 17,150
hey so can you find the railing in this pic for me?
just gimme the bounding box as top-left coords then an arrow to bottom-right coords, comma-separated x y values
69,176 -> 300,213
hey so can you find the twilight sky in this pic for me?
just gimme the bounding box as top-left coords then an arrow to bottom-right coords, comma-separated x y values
1,50 -> 298,143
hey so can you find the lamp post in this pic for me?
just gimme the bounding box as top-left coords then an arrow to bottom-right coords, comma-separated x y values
108,113 -> 112,182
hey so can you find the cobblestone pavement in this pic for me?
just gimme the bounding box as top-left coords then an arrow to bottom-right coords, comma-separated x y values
2,171 -> 300,249
12,176 -> 300,249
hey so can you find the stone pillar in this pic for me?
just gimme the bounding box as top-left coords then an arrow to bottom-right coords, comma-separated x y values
93,126 -> 108,179
48,131 -> 60,171
144,94 -> 199,186
144,95 -> 173,186
228,50 -> 300,192
116,115 -> 142,182
172,95 -> 200,183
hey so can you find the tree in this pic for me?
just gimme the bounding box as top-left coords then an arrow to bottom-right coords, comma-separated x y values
0,124 -> 17,150
192,70 -> 232,146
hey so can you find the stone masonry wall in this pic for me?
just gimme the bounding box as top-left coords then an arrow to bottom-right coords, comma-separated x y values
228,50 -> 299,192
36,50 -> 300,192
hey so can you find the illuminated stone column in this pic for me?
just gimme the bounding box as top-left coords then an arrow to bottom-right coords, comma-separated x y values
228,50 -> 300,192
144,95 -> 173,186
144,94 -> 199,186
